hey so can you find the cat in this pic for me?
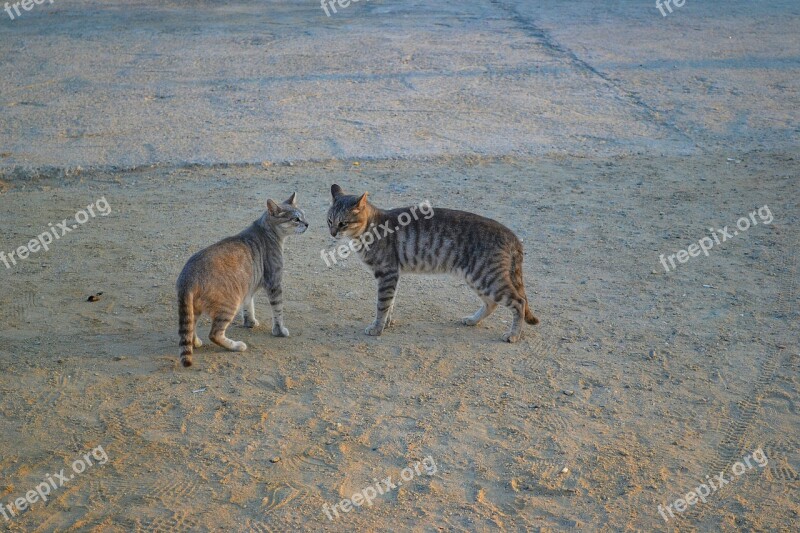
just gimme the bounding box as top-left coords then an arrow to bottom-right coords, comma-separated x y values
326,184 -> 538,342
176,193 -> 308,367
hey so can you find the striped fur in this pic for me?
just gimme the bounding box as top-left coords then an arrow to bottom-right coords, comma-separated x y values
176,194 -> 307,367
327,185 -> 538,342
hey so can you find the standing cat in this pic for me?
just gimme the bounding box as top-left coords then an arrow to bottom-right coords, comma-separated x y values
326,184 -> 538,342
176,193 -> 308,367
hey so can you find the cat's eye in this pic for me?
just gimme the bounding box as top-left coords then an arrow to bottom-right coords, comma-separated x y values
338,222 -> 347,229
292,217 -> 300,222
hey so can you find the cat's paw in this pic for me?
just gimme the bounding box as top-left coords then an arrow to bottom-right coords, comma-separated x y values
272,325 -> 290,337
365,322 -> 384,336
231,341 -> 248,352
502,331 -> 520,343
244,319 -> 260,328
462,316 -> 480,326
193,337 -> 203,348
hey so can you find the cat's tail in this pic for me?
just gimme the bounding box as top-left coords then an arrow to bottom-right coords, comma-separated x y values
178,289 -> 196,367
513,243 -> 539,325
524,301 -> 539,325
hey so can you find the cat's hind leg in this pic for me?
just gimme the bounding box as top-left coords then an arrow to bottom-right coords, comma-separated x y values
462,295 -> 497,326
242,295 -> 259,328
470,273 -> 523,342
210,312 -> 247,352
501,297 -> 526,343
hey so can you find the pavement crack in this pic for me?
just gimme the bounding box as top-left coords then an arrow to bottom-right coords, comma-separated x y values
489,0 -> 699,149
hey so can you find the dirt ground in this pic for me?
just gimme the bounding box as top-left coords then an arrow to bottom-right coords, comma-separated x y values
0,152 -> 797,531
0,0 -> 798,532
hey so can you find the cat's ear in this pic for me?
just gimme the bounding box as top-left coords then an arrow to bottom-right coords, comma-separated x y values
266,199 -> 282,217
285,192 -> 297,207
353,192 -> 369,213
331,184 -> 343,199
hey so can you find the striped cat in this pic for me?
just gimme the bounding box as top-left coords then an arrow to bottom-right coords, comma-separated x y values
176,194 -> 308,367
326,184 -> 538,342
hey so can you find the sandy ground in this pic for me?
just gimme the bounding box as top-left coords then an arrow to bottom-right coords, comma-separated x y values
0,1 -> 798,532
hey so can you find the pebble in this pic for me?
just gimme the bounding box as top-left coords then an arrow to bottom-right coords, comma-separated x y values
563,390 -> 574,396
270,456 -> 281,463
561,467 -> 569,474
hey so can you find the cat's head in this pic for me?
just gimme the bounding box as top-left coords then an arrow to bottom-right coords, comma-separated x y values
266,193 -> 308,236
327,184 -> 371,238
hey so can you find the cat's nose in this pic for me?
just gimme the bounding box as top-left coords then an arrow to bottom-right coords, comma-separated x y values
329,227 -> 337,237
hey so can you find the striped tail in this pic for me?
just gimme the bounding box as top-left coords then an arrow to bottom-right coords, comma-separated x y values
524,301 -> 539,325
513,244 -> 539,325
178,290 -> 195,367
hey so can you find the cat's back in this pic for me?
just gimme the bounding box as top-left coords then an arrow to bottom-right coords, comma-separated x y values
177,234 -> 256,291
384,206 -> 522,274
390,206 -> 520,246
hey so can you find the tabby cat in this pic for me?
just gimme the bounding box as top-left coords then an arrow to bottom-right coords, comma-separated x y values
326,184 -> 538,342
176,194 -> 308,367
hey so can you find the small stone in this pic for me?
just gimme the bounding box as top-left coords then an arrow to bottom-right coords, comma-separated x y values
270,457 -> 281,463
563,390 -> 574,396
561,467 -> 569,474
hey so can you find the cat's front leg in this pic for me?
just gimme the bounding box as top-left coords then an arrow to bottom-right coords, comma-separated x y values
385,302 -> 396,327
267,284 -> 290,337
366,269 -> 399,336
242,295 -> 259,328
